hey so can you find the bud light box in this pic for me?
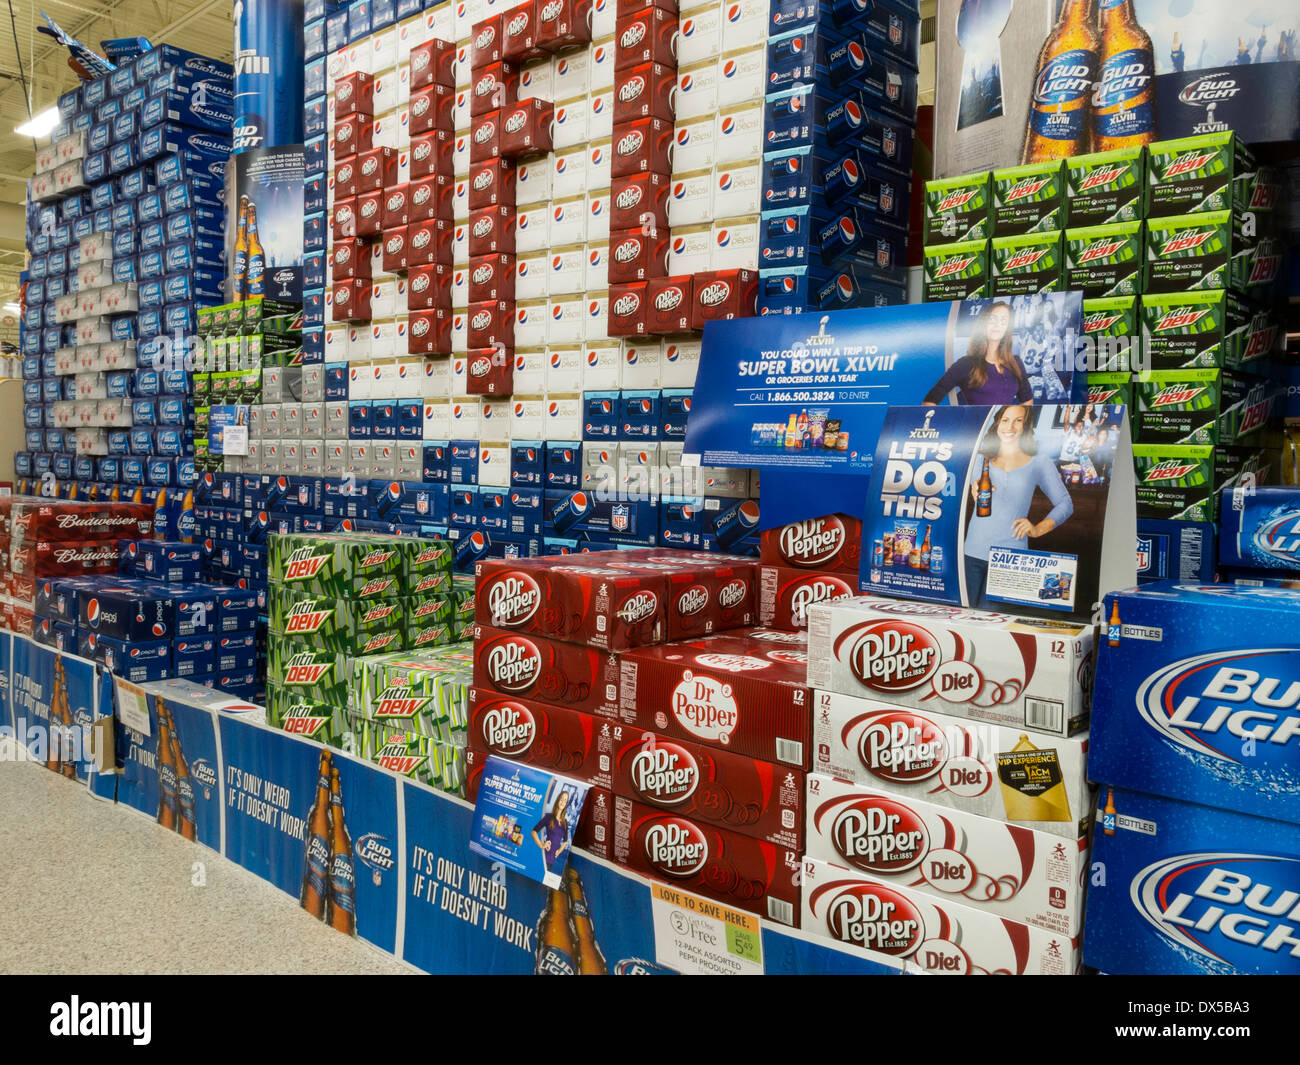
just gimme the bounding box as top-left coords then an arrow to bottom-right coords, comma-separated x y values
1084,786 -> 1300,975
1219,486 -> 1300,572
1091,581 -> 1300,825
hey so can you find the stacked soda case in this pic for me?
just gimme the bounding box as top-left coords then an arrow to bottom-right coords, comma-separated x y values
21,45 -> 233,537
295,0 -> 763,560
1084,582 -> 1300,975
265,529 -> 464,747
757,0 -> 919,314
0,497 -> 154,635
465,548 -> 816,925
799,594 -> 1096,973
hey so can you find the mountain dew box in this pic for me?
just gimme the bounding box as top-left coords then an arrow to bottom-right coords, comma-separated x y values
451,574 -> 476,639
990,231 -> 1063,296
991,161 -> 1064,237
404,537 -> 453,594
1065,222 -> 1143,298
1133,444 -> 1216,522
266,686 -> 349,745
352,720 -> 465,794
1085,787 -> 1300,975
922,240 -> 988,303
1082,296 -> 1138,373
1065,147 -> 1145,228
1143,210 -> 1251,294
1141,290 -> 1279,370
1144,132 -> 1255,217
267,644 -> 350,705
268,532 -> 404,598
1091,581 -> 1300,828
1234,234 -> 1284,296
922,173 -> 991,245
1135,368 -> 1271,446
1085,373 -> 1131,411
270,590 -> 408,655
349,653 -> 471,743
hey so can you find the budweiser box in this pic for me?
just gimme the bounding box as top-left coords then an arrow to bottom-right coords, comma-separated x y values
805,597 -> 1094,737
760,514 -> 862,575
473,623 -> 620,717
468,687 -> 612,788
613,800 -> 802,926
800,857 -> 1080,974
758,565 -> 856,630
812,689 -> 1092,840
805,773 -> 1087,935
11,540 -> 122,579
617,627 -> 811,768
2,497 -> 152,542
609,725 -> 804,849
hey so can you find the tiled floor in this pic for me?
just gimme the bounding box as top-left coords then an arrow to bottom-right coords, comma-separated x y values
0,741 -> 413,975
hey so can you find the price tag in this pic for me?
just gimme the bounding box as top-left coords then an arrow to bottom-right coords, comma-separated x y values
650,883 -> 764,975
222,424 -> 249,456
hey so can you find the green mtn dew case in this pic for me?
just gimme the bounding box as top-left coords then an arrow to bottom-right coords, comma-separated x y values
1065,221 -> 1143,298
268,644 -> 350,705
271,590 -> 408,655
923,173 -> 992,244
991,161 -> 1064,237
450,575 -> 476,640
270,532 -> 405,598
1144,132 -> 1255,217
1143,211 -> 1238,294
1134,367 -> 1267,446
1132,444 -> 1216,522
402,537 -> 453,594
1085,372 -> 1132,410
1233,234 -> 1283,295
1065,147 -> 1145,228
1082,296 -> 1138,372
990,231 -> 1063,296
350,715 -> 465,794
922,240 -> 988,302
1141,290 -> 1279,370
266,687 -> 349,747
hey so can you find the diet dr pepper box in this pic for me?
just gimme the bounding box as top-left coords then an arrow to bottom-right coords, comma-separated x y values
805,773 -> 1088,936
812,689 -> 1093,840
800,857 -> 1081,974
618,628 -> 813,768
1090,581 -> 1300,826
806,597 -> 1094,738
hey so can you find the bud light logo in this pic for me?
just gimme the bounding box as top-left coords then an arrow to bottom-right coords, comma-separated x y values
1131,853 -> 1300,971
643,818 -> 709,876
1177,74 -> 1241,109
1134,649 -> 1300,766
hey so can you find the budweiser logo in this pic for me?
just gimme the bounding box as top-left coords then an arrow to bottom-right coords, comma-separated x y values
698,281 -> 730,306
654,287 -> 683,311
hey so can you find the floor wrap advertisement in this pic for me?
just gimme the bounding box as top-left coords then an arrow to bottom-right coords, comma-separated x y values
687,295 -> 1085,480
0,635 -> 902,975
860,404 -> 1136,621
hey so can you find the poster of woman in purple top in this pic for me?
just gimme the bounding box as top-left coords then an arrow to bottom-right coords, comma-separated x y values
922,301 -> 1035,408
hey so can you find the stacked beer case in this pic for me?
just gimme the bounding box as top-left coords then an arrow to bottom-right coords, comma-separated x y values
19,45 -> 234,542
466,548 -> 821,925
289,0 -> 763,564
1085,581 -> 1300,975
758,0 -> 918,314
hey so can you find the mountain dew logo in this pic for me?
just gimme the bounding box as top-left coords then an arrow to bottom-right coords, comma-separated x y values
1162,150 -> 1215,179
363,632 -> 401,653
1243,315 -> 1276,360
1154,308 -> 1209,331
283,652 -> 336,686
935,189 -> 977,212
1248,241 -> 1281,285
374,686 -> 434,719
1087,386 -> 1121,403
1005,247 -> 1048,270
1144,459 -> 1199,482
1160,230 -> 1212,255
358,577 -> 398,596
280,704 -> 329,736
285,599 -> 332,634
283,545 -> 332,581
1084,311 -> 1123,333
359,549 -> 396,570
375,742 -> 428,777
1005,177 -> 1050,201
1151,385 -> 1207,407
934,255 -> 976,278
1079,238 -> 1124,263
1079,163 -> 1128,190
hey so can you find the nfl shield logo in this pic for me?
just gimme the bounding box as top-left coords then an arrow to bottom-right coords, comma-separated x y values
880,185 -> 894,212
417,495 -> 430,515
612,504 -> 630,532
883,128 -> 897,158
889,16 -> 902,45
1136,536 -> 1152,573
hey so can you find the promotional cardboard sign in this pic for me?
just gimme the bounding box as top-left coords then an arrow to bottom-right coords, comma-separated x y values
858,404 -> 1136,621
686,295 -> 1085,476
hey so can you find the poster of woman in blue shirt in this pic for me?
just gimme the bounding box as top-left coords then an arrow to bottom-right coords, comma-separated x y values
923,301 -> 1034,407
962,405 -> 1073,609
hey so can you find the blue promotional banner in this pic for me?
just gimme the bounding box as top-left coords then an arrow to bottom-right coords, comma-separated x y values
10,640 -> 102,782
0,632 -> 11,732
860,404 -> 1136,622
685,294 -> 1085,476
469,756 -> 590,888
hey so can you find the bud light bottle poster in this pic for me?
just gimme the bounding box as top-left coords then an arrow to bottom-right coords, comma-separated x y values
217,716 -> 400,953
861,403 -> 1136,622
469,756 -> 591,888
9,639 -> 101,784
0,631 -> 11,731
686,294 -> 1083,476
232,146 -> 304,302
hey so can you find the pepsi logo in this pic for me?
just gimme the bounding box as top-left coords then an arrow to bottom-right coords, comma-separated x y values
718,172 -> 732,191
720,116 -> 735,134
716,229 -> 730,247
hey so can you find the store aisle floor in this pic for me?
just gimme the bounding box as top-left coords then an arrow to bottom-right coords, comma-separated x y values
0,743 -> 413,975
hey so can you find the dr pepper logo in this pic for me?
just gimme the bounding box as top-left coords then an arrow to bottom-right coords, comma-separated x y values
484,635 -> 542,692
818,879 -> 926,957
629,740 -> 700,804
854,708 -> 957,784
671,669 -> 740,744
480,700 -> 537,755
778,516 -> 847,567
642,816 -> 709,875
823,794 -> 929,874
839,619 -> 941,692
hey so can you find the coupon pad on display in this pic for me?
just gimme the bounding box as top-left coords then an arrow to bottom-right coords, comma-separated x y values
469,755 -> 591,888
859,405 -> 1135,623
684,295 -> 1084,475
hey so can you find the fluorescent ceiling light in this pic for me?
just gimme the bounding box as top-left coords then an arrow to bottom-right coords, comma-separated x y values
15,107 -> 61,140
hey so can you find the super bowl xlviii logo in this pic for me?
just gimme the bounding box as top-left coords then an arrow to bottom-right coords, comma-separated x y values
909,409 -> 940,440
806,314 -> 835,347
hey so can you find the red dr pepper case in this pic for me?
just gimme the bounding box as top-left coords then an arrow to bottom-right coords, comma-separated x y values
470,14 -> 504,69
610,172 -> 669,231
473,624 -> 620,717
613,62 -> 677,124
611,117 -> 674,178
468,687 -> 613,788
617,627 -> 812,768
466,348 -> 514,395
468,254 -> 516,303
410,131 -> 454,177
608,228 -> 669,284
410,39 -> 456,90
759,514 -> 863,574
612,801 -> 802,926
410,84 -> 455,134
468,158 -> 517,209
614,5 -> 678,70
534,0 -> 594,52
646,275 -> 694,333
499,98 -> 554,159
607,282 -> 648,336
758,565 -> 857,630
610,728 -> 804,849
692,269 -> 757,327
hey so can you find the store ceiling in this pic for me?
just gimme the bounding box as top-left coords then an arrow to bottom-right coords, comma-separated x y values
0,0 -> 234,302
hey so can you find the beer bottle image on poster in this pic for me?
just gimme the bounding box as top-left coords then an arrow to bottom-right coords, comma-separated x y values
328,767 -> 357,936
232,147 -> 304,302
1091,0 -> 1156,151
861,403 -> 1136,622
47,656 -> 78,779
1021,0 -> 1100,163
301,750 -> 333,920
534,868 -> 609,975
